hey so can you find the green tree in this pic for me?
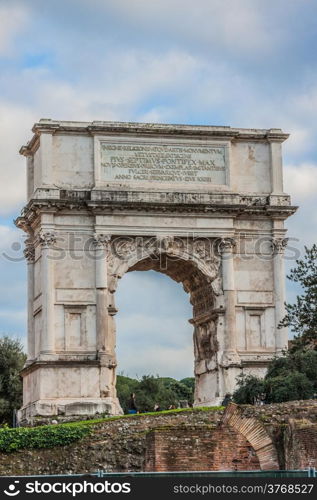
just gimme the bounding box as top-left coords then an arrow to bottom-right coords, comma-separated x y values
116,374 -> 195,413
279,244 -> 317,350
294,350 -> 317,388
116,374 -> 139,414
233,350 -> 317,404
266,349 -> 317,391
232,374 -> 266,405
180,377 -> 195,395
135,375 -> 176,412
265,372 -> 314,403
0,336 -> 26,426
161,377 -> 194,405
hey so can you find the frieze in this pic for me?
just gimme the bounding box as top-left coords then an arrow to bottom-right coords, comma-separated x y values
14,194 -> 297,235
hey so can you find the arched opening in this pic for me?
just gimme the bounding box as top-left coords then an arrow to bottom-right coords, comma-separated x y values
116,270 -> 193,379
108,236 -> 222,409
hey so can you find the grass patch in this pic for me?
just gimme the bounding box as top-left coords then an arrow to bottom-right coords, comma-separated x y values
0,406 -> 224,453
82,405 -> 224,425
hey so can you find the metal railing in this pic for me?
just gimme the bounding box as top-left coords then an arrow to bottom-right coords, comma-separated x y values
1,468 -> 315,479
95,468 -> 316,478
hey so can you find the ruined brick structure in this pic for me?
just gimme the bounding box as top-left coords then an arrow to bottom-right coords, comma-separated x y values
1,401 -> 316,475
145,425 -> 260,472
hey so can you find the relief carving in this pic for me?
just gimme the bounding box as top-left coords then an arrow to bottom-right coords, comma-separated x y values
107,235 -> 222,326
194,320 -> 218,362
113,237 -> 137,258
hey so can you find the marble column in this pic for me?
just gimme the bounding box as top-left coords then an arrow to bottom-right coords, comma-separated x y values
24,239 -> 35,362
93,233 -> 112,354
219,238 -> 240,365
272,237 -> 288,352
39,232 -> 56,356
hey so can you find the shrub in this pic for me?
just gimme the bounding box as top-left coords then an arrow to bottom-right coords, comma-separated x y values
0,422 -> 91,453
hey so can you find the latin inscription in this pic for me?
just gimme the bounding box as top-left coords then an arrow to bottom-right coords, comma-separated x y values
100,142 -> 227,185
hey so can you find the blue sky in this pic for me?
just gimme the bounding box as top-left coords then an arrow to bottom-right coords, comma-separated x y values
0,0 -> 316,379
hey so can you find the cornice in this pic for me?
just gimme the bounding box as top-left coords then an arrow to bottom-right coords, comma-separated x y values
19,135 -> 40,157
21,359 -> 101,376
20,119 -> 289,154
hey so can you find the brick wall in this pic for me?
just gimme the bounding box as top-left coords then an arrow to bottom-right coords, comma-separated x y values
284,421 -> 317,470
145,425 -> 260,472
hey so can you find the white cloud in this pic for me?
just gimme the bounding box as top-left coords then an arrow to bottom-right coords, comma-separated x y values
0,224 -> 25,253
0,48 -> 208,216
117,313 -> 192,349
138,106 -> 176,124
88,0 -> 286,56
284,163 -> 317,201
116,271 -> 193,378
283,128 -> 312,156
118,343 -> 194,380
0,0 -> 317,369
0,103 -> 37,215
0,4 -> 28,55
292,85 -> 317,116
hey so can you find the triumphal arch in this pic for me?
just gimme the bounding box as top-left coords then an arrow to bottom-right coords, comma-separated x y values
16,120 -> 296,423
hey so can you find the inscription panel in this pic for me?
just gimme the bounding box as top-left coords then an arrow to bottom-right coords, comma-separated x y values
99,141 -> 228,187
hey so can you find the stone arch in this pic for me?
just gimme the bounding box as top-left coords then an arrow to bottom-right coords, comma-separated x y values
16,119 -> 295,425
107,235 -> 225,407
222,403 -> 279,470
108,235 -> 222,293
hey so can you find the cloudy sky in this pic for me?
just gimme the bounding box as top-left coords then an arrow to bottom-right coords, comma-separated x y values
0,0 -> 316,379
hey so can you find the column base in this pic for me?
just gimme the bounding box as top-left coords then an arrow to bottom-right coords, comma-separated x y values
18,397 -> 123,427
19,359 -> 123,426
193,397 -> 224,407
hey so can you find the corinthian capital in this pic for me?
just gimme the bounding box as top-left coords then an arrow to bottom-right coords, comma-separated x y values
39,232 -> 57,248
217,237 -> 236,253
24,238 -> 35,263
271,237 -> 288,254
93,233 -> 112,250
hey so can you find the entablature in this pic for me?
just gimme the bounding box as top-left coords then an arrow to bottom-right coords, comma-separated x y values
14,189 -> 297,233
